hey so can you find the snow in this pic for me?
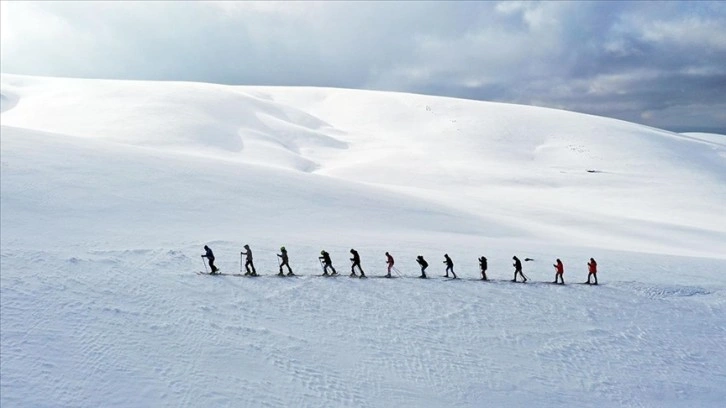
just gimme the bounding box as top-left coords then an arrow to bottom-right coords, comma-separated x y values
1,74 -> 725,407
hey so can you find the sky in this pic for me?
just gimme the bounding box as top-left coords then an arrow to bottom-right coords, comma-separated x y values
1,1 -> 725,133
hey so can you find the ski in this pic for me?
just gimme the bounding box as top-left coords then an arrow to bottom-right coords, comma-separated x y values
224,273 -> 259,278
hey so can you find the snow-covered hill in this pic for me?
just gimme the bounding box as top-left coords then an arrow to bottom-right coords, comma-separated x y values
1,74 -> 725,407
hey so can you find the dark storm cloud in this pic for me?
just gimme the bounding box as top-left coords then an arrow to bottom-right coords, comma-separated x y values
2,1 -> 725,132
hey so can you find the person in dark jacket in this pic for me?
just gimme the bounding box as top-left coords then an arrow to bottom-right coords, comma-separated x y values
512,256 -> 526,282
202,245 -> 219,274
277,246 -> 294,276
241,244 -> 257,276
319,250 -> 337,276
443,254 -> 457,279
349,249 -> 366,278
553,258 -> 565,284
385,252 -> 395,278
416,255 -> 428,279
479,256 -> 488,281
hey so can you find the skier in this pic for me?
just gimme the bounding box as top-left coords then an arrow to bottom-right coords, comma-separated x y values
201,245 -> 220,274
478,256 -> 488,280
443,254 -> 457,279
319,250 -> 337,276
553,258 -> 565,284
587,258 -> 598,285
385,252 -> 395,278
416,255 -> 428,279
277,246 -> 294,276
240,244 -> 257,276
349,249 -> 366,278
512,256 -> 527,282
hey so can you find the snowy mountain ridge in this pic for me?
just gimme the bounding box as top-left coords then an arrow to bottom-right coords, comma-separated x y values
2,73 -> 725,257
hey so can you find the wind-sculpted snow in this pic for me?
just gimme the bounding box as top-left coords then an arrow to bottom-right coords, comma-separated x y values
0,125 -> 519,250
615,282 -> 713,298
0,75 -> 347,173
0,91 -> 19,113
2,246 -> 725,407
1,74 -> 726,406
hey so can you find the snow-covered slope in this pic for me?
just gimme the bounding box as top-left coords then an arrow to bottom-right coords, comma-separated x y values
1,74 -> 725,407
3,74 -> 724,257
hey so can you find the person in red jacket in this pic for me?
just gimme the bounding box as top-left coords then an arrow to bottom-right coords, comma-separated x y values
385,252 -> 395,278
587,258 -> 598,285
553,258 -> 565,284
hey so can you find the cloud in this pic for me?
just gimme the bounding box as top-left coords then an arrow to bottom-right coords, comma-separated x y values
1,1 -> 725,132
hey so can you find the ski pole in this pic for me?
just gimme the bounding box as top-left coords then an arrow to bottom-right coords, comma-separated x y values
318,258 -> 325,274
202,256 -> 208,273
240,252 -> 243,275
392,266 -> 403,278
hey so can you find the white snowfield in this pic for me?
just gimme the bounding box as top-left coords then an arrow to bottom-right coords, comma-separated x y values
1,74 -> 725,407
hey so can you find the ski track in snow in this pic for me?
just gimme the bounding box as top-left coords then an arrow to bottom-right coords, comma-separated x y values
2,246 -> 725,407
